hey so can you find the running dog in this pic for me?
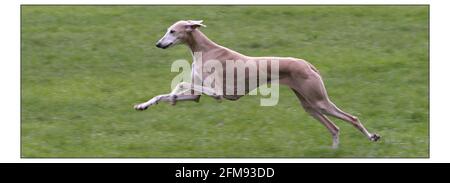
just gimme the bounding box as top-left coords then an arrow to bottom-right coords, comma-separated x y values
134,20 -> 381,148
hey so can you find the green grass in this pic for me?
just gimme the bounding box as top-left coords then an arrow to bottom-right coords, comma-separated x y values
21,6 -> 429,157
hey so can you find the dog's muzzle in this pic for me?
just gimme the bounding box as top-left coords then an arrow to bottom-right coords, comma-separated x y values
156,42 -> 172,49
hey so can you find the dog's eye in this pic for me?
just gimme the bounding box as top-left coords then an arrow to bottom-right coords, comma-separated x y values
169,30 -> 175,34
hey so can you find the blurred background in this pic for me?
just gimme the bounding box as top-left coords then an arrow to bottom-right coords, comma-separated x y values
21,6 -> 428,157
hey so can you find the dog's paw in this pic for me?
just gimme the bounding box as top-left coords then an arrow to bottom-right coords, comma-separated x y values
134,103 -> 149,111
369,133 -> 381,142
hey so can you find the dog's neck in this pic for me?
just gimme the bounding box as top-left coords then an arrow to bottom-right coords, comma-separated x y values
185,29 -> 218,53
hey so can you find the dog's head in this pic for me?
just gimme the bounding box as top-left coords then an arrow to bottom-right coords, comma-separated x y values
156,20 -> 206,49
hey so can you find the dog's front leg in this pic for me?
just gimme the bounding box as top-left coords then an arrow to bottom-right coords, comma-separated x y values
134,94 -> 169,110
134,82 -> 200,111
134,82 -> 222,111
134,93 -> 199,110
179,82 -> 223,102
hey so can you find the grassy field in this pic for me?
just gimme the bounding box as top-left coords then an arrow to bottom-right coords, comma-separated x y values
21,6 -> 429,157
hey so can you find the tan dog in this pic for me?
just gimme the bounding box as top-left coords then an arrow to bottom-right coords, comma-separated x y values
134,20 -> 380,148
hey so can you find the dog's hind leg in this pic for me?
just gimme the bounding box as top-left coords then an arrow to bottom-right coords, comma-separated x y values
292,89 -> 340,148
311,112 -> 340,149
288,65 -> 380,143
319,102 -> 381,142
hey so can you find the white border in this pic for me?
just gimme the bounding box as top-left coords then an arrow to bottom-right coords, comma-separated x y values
18,0 -> 430,5
2,0 -> 448,163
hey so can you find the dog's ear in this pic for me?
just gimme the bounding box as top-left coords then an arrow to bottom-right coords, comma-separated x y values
186,20 -> 206,32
